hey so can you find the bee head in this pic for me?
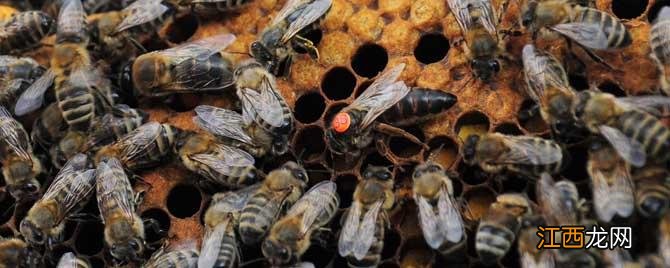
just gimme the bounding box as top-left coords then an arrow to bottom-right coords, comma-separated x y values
638,196 -> 669,218
412,163 -> 443,179
363,165 -> 392,181
470,58 -> 500,82
20,219 -> 46,246
272,138 -> 291,156
132,54 -> 166,96
261,239 -> 293,265
250,41 -> 276,70
281,161 -> 308,183
462,135 -> 480,164
6,180 -> 40,200
110,238 -> 144,262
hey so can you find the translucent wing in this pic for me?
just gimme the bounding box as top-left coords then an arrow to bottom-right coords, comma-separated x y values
352,200 -> 383,260
95,157 -> 136,224
537,173 -> 577,225
0,106 -> 31,161
198,222 -> 229,268
43,154 -> 95,217
210,183 -> 261,212
117,122 -> 162,162
280,0 -> 332,44
616,96 -> 670,116
159,33 -> 236,63
115,0 -> 169,33
415,194 -> 442,249
57,0 -> 87,40
495,135 -> 563,165
56,252 -> 77,268
437,187 -> 464,243
447,0 -> 498,37
338,201 -> 362,257
598,125 -> 646,167
193,105 -> 254,145
588,156 -> 634,222
522,44 -> 573,104
190,144 -> 255,177
14,69 -> 55,116
286,181 -> 338,234
348,64 -> 410,129
551,22 -> 610,50
271,0 -> 310,26
237,75 -> 288,128
521,252 -> 555,268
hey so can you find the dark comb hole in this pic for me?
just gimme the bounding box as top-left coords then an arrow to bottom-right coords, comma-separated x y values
0,226 -> 14,237
0,174 -> 5,187
13,199 -> 36,227
612,0 -> 648,19
351,43 -> 389,78
322,67 -> 357,101
561,144 -> 589,183
0,194 -> 15,224
599,81 -> 627,97
527,182 -> 538,203
305,163 -> 331,187
463,187 -> 496,221
323,102 -> 349,125
260,154 -> 297,174
88,257 -> 105,268
379,262 -> 400,268
414,33 -> 450,64
361,152 -> 393,174
649,0 -> 670,22
292,29 -> 323,54
382,229 -> 402,260
167,184 -> 202,218
165,14 -> 198,44
455,111 -> 490,142
141,208 -> 171,243
458,162 -> 488,186
500,238 -> 521,267
569,74 -> 590,91
335,174 -> 358,208
517,99 -> 548,133
389,127 -> 424,158
426,136 -> 459,169
74,222 -> 105,255
301,242 -> 335,267
399,240 -> 435,267
494,122 -> 523,135
63,220 -> 78,242
294,92 -> 326,123
293,126 -> 326,161
497,174 -> 528,193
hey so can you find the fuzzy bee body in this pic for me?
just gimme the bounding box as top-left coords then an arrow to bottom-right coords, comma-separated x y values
633,166 -> 670,218
95,122 -> 180,170
0,11 -> 54,54
347,215 -> 385,268
0,106 -> 42,199
31,103 -> 67,150
0,238 -> 38,268
475,194 -> 531,265
616,110 -> 670,163
144,248 -> 200,268
0,56 -> 45,109
378,88 -> 457,127
570,6 -> 631,49
650,7 -> 670,94
55,68 -> 114,132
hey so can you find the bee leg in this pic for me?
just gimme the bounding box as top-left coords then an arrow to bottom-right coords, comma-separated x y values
374,123 -> 428,150
126,36 -> 148,53
293,35 -> 320,59
144,218 -> 168,237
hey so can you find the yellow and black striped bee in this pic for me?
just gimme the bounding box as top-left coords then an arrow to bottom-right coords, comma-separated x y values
475,193 -> 531,265
339,166 -> 395,268
238,161 -> 308,245
0,11 -> 54,55
462,133 -> 564,178
587,139 -> 634,222
126,33 -> 236,97
20,154 -> 96,247
250,0 -> 332,76
632,165 -> 670,219
573,90 -> 670,167
412,161 -> 466,257
95,121 -> 180,170
96,157 -> 146,262
179,0 -> 253,14
55,252 -> 90,268
0,106 -> 42,200
178,133 -> 263,189
650,7 -> 670,95
262,181 -> 339,266
447,0 -> 505,82
199,184 -> 259,268
144,243 -> 199,268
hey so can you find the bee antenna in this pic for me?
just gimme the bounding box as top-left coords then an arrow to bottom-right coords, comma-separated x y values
240,257 -> 266,267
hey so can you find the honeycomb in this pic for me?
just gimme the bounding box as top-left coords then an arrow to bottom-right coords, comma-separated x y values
0,0 -> 668,267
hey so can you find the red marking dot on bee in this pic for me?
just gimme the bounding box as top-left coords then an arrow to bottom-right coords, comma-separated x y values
332,113 -> 351,133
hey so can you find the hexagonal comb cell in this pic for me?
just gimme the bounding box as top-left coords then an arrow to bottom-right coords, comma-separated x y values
294,92 -> 326,124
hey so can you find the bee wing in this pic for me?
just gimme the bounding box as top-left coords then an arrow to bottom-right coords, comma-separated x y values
118,122 -> 162,163
447,0 -> 498,37
95,157 -> 135,224
237,76 -> 288,128
56,252 -> 78,268
521,252 -> 555,268
495,135 -> 563,165
190,144 -> 255,177
57,0 -> 87,38
115,0 -> 169,33
550,22 -> 610,50
352,200 -> 383,260
198,222 -> 230,268
338,200 -> 362,257
537,173 -> 576,224
616,96 -> 670,116
279,0 -> 332,44
287,181 -> 338,234
415,194 -> 443,249
588,156 -> 634,222
0,106 -> 31,161
210,183 -> 261,212
43,154 -> 96,217
161,34 -> 237,62
14,69 -> 55,116
598,125 -> 646,167
348,64 -> 410,129
437,187 -> 464,243
522,45 -> 573,104
193,105 -> 254,145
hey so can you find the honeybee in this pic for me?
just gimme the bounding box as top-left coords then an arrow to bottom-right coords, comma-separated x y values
462,133 -> 564,178
632,165 -> 670,218
586,139 -> 634,222
517,220 -> 554,268
126,33 -> 236,97
143,243 -> 199,268
114,0 -> 172,36
239,161 -> 309,245
84,104 -> 148,150
95,157 -> 146,262
95,121 -> 181,170
572,90 -> 670,167
0,106 -> 42,200
376,88 -> 457,127
411,161 -> 466,256
326,64 -> 423,163
179,0 -> 253,14
20,153 -> 96,247
199,184 -> 259,268
339,166 -> 395,268
0,11 -> 54,54
250,0 -> 332,76
650,7 -> 670,95
0,238 -> 41,268
0,56 -> 46,111
262,181 -> 339,266
31,103 -> 67,151
661,214 -> 670,266
56,252 -> 90,268
234,59 -> 294,155
475,193 -> 531,265
178,133 -> 263,189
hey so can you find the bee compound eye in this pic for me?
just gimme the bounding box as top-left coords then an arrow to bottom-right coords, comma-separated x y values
331,113 -> 351,133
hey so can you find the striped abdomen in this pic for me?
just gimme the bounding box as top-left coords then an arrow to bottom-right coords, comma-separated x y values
191,0 -> 254,13
88,110 -> 146,148
0,11 -> 54,54
617,110 -> 670,163
573,7 -> 632,49
508,139 -> 564,177
168,55 -> 234,92
198,157 -> 260,188
126,124 -> 178,170
250,90 -> 293,136
651,19 -> 670,64
346,216 -> 385,268
214,231 -> 239,267
145,249 -> 199,268
55,77 -> 97,132
239,190 -> 281,245
475,221 -> 518,264
378,88 -> 457,127
635,175 -> 670,218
